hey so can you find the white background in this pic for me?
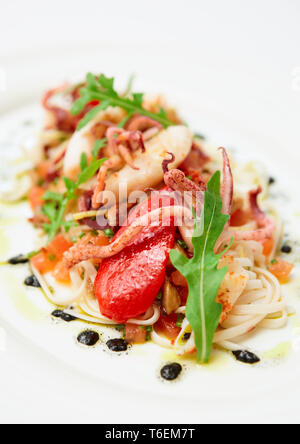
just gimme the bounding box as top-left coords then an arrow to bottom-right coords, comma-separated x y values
0,0 -> 300,424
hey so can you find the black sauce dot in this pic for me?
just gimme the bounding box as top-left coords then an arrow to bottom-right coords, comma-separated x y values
24,275 -> 41,288
106,338 -> 128,352
77,330 -> 100,346
61,312 -> 77,322
281,245 -> 292,254
8,255 -> 29,265
183,333 -> 191,341
161,363 -> 182,381
51,310 -> 77,322
268,177 -> 276,185
52,310 -> 63,318
232,350 -> 260,364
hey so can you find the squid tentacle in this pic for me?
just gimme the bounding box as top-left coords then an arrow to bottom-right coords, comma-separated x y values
63,206 -> 193,269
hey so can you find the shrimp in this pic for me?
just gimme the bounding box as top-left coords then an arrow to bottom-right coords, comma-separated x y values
63,107 -> 127,180
105,125 -> 193,202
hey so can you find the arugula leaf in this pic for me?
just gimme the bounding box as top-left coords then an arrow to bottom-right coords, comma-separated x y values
170,171 -> 231,363
92,139 -> 107,160
76,101 -> 110,131
80,153 -> 88,171
71,73 -> 175,130
132,93 -> 144,107
76,158 -> 106,187
42,156 -> 106,242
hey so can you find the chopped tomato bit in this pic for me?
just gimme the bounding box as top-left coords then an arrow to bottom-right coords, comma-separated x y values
178,286 -> 189,305
125,324 -> 147,344
154,313 -> 181,341
261,238 -> 274,256
36,161 -> 52,180
269,257 -> 293,284
28,186 -> 45,210
52,260 -> 71,284
30,250 -> 56,274
230,209 -> 252,227
47,235 -> 73,257
171,271 -> 188,288
30,235 -> 73,275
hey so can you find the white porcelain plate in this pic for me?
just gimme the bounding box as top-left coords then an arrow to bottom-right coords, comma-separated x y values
1,46 -> 300,423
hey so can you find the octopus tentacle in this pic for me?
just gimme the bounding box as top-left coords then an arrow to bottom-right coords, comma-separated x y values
127,115 -> 163,133
217,187 -> 275,249
63,206 -> 193,268
162,152 -> 175,174
92,155 -> 123,209
164,168 -> 206,198
118,145 -> 139,170
92,127 -> 146,209
230,186 -> 275,241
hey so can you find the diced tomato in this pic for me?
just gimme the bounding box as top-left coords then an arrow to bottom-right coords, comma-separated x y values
30,250 -> 57,274
28,186 -> 45,210
171,270 -> 188,288
47,235 -> 73,258
93,235 -> 111,247
30,235 -> 73,275
36,161 -> 52,180
125,324 -> 147,344
230,209 -> 252,227
178,286 -> 189,305
269,258 -> 293,284
94,192 -> 175,323
154,313 -> 181,341
261,238 -> 274,256
52,260 -> 71,284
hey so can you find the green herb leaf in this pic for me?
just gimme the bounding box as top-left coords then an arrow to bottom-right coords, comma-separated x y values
76,101 -> 110,131
170,171 -> 231,363
98,74 -> 117,95
92,139 -> 107,159
71,92 -> 91,115
63,220 -> 79,233
132,93 -> 144,107
71,73 -> 175,130
103,228 -> 114,238
80,153 -> 88,171
42,155 -> 106,242
76,158 -> 106,187
43,191 -> 63,203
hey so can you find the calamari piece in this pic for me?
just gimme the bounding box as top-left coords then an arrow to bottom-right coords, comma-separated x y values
220,147 -> 233,216
217,256 -> 249,324
63,107 -> 127,180
105,126 -> 193,202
